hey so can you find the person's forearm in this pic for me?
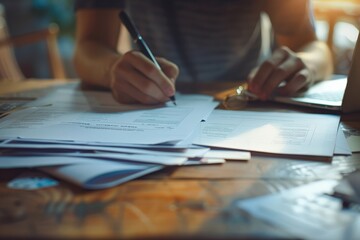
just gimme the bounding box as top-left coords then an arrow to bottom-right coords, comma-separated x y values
296,40 -> 333,83
74,40 -> 120,89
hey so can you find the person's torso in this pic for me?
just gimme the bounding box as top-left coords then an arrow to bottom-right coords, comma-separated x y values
126,0 -> 264,82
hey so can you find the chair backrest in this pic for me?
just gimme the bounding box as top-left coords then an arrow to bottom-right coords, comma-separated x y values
0,4 -> 25,82
0,3 -> 66,82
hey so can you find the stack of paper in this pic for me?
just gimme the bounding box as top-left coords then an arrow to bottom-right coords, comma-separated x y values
0,89 -> 250,189
0,87 -> 349,189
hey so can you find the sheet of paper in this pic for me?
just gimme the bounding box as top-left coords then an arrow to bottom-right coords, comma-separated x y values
0,156 -> 91,168
342,122 -> 360,152
192,110 -> 340,157
334,127 -> 352,155
0,141 -> 210,158
203,149 -> 251,160
0,138 -> 205,150
347,136 -> 360,152
184,158 -> 226,165
40,160 -> 163,189
0,89 -> 218,145
3,151 -> 188,166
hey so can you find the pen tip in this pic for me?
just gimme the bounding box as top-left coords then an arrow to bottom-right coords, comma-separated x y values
169,95 -> 176,106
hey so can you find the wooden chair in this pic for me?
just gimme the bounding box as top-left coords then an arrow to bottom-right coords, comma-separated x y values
313,0 -> 360,59
0,4 -> 66,82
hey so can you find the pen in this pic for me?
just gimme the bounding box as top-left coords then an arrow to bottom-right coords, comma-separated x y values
119,11 -> 177,105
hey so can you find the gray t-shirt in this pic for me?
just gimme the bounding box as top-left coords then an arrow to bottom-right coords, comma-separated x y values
75,0 -> 265,82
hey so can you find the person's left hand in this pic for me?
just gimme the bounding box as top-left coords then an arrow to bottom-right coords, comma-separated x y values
247,46 -> 313,100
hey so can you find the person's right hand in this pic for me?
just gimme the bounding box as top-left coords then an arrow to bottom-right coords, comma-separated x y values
110,50 -> 179,105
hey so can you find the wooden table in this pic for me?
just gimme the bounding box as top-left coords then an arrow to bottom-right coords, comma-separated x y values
0,80 -> 359,239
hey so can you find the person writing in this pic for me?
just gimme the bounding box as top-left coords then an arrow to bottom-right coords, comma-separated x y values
73,0 -> 333,104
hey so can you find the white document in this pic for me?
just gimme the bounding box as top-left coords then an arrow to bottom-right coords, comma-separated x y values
334,127 -> 352,155
192,110 -> 340,157
203,150 -> 250,161
0,141 -> 210,158
0,138 -> 205,150
41,160 -> 163,189
2,151 -> 188,166
0,156 -> 92,168
347,135 -> 360,152
0,89 -> 218,145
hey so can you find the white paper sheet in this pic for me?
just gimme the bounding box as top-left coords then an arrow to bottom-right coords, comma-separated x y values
192,110 -> 340,157
347,135 -> 360,152
40,160 -> 163,189
334,127 -> 352,155
0,89 -> 218,145
0,156 -> 91,168
203,149 -> 251,160
0,141 -> 210,158
1,138 -> 205,150
3,151 -> 188,166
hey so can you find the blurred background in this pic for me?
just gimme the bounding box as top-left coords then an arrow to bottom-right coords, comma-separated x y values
0,0 -> 75,79
313,0 -> 360,75
0,0 -> 359,80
